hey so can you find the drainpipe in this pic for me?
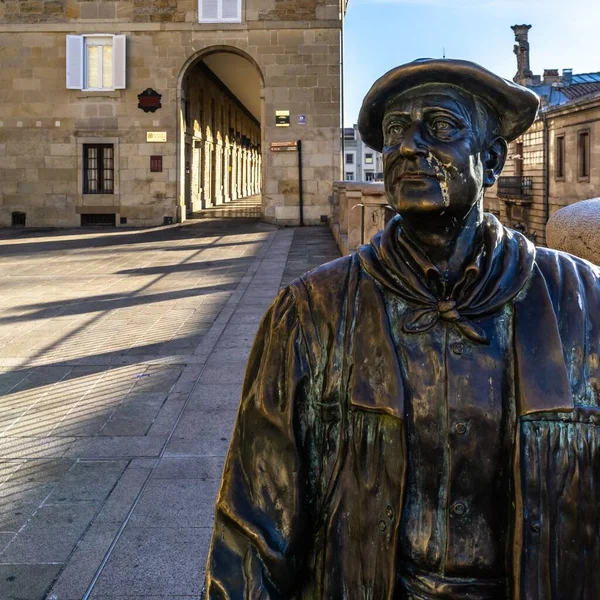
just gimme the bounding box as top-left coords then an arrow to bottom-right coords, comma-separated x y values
542,111 -> 549,243
340,1 -> 345,177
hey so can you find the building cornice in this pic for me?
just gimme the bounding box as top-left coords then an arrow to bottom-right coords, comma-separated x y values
0,19 -> 341,33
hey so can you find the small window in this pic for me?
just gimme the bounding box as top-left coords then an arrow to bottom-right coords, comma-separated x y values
345,172 -> 354,181
199,0 -> 242,23
514,142 -> 523,177
555,135 -> 565,180
83,144 -> 114,194
578,130 -> 590,180
365,172 -> 375,182
66,35 -> 126,91
365,153 -> 374,165
346,153 -> 354,165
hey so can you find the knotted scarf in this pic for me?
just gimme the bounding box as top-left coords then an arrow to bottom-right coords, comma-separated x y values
358,213 -> 535,344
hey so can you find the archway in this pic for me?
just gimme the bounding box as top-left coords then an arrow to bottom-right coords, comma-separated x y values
177,48 -> 264,220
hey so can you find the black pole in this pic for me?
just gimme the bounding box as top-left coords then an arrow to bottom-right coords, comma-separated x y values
298,139 -> 304,226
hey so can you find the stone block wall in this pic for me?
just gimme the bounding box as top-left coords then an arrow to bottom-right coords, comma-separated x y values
0,0 -> 343,227
0,0 -> 66,23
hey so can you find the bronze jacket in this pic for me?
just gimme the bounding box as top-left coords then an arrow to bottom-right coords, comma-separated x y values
205,216 -> 600,600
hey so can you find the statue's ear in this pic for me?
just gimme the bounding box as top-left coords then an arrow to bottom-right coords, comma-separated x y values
483,136 -> 508,187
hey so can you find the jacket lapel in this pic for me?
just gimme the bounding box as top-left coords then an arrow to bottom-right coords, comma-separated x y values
514,264 -> 574,416
349,270 -> 405,420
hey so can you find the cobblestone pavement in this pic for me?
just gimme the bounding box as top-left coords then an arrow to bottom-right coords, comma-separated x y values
0,220 -> 340,600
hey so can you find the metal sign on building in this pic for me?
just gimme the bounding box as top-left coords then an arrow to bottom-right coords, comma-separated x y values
147,131 -> 167,142
275,110 -> 290,127
138,88 -> 162,113
270,141 -> 298,152
150,156 -> 163,172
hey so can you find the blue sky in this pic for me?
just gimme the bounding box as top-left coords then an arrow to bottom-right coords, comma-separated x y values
343,0 -> 600,125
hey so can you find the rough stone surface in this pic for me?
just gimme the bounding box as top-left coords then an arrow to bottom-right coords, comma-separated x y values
0,0 -> 66,23
546,198 -> 600,264
133,0 -> 185,23
259,0 -> 318,20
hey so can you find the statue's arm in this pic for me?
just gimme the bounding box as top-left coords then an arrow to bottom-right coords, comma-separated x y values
204,288 -> 312,599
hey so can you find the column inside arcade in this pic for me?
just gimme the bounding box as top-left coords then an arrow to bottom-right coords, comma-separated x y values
185,62 -> 262,212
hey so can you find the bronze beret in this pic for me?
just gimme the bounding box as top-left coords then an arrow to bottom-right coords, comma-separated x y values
357,58 -> 540,152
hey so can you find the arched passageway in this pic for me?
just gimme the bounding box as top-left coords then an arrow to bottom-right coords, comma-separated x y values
179,49 -> 263,219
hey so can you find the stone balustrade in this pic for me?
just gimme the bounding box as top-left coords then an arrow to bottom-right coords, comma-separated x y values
329,181 -> 392,255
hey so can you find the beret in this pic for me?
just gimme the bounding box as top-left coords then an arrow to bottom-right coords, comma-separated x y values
357,58 -> 540,152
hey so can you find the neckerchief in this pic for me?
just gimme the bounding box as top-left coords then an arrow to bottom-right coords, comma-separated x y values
357,213 -> 536,344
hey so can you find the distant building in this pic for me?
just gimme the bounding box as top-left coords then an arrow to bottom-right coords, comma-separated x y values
343,124 -> 383,182
485,24 -> 600,245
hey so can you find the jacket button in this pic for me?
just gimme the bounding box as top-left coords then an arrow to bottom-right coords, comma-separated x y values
452,502 -> 467,516
530,521 -> 541,533
454,421 -> 467,435
378,520 -> 386,532
386,505 -> 394,519
451,342 -> 465,355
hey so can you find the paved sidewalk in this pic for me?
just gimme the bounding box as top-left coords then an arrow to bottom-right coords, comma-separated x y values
0,221 -> 339,600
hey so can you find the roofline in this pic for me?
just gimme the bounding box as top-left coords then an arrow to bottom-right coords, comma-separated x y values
539,88 -> 600,117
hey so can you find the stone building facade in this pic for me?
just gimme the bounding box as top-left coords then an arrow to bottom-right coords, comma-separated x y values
485,25 -> 600,245
0,0 -> 346,227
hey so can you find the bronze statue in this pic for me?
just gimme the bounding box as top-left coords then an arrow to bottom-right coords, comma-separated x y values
203,59 -> 600,599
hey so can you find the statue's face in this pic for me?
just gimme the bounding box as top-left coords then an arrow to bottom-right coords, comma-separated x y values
382,85 -> 494,217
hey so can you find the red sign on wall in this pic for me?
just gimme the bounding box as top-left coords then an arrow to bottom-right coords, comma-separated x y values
138,88 -> 162,113
150,156 -> 163,172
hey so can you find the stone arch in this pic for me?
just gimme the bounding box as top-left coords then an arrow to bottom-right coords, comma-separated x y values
176,45 -> 266,220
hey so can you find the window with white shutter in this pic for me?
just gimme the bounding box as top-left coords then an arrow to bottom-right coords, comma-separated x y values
199,0 -> 241,23
66,35 -> 84,89
65,34 -> 127,91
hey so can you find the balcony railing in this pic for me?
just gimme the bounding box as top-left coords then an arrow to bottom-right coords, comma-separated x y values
497,176 -> 533,200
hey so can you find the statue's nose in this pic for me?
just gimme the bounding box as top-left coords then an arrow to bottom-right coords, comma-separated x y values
400,123 -> 429,158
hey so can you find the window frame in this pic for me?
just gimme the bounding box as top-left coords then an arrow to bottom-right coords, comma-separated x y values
555,134 -> 565,181
198,0 -> 242,23
67,34 -> 126,91
364,153 -> 374,165
83,143 -> 115,195
345,152 -> 355,165
345,172 -> 354,181
577,128 -> 590,181
84,35 -> 114,91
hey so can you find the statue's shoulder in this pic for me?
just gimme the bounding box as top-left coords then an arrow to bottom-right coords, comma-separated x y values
535,246 -> 600,282
292,253 -> 357,293
288,253 -> 359,320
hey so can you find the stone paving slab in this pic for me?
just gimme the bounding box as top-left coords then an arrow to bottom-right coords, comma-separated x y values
0,221 -> 339,599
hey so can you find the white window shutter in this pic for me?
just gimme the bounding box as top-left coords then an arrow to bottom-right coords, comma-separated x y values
200,0 -> 219,21
66,35 -> 84,89
112,35 -> 126,89
221,0 -> 240,21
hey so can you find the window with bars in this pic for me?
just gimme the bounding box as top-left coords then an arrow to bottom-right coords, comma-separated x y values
578,129 -> 590,180
555,135 -> 565,180
83,144 -> 114,194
